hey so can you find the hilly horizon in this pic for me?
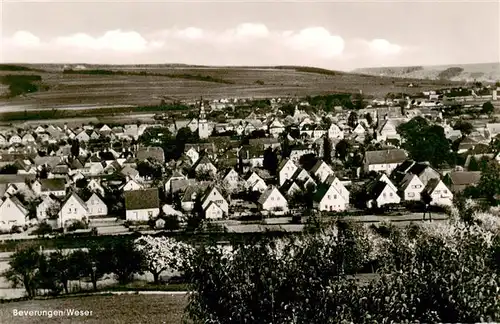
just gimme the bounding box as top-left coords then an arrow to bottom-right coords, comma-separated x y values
352,62 -> 500,83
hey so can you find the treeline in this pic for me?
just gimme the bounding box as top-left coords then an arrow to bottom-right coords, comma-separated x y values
0,74 -> 42,97
0,64 -> 37,72
0,103 -> 190,122
62,69 -> 234,84
305,93 -> 356,111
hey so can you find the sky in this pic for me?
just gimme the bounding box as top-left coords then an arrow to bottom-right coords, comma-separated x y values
1,0 -> 499,71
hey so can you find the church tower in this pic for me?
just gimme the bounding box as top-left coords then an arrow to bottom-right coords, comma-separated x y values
198,98 -> 209,139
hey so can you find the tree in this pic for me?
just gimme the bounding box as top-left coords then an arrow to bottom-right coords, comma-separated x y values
323,136 -> 332,164
3,246 -> 44,298
280,132 -> 291,159
482,101 -> 494,115
453,120 -> 474,135
298,153 -> 318,171
71,139 -> 80,158
335,139 -> 350,161
397,117 -> 451,168
72,244 -> 110,291
134,236 -> 193,284
477,160 -> 500,204
45,250 -> 80,294
365,113 -> 373,126
468,156 -> 479,171
0,164 -> 19,174
163,215 -> 181,231
106,240 -> 144,284
263,147 -> 279,175
352,93 -> 366,110
347,111 -> 358,128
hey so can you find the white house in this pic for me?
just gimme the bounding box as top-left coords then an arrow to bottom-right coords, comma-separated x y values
325,176 -> 350,205
36,195 -> 60,221
377,173 -> 398,193
222,168 -> 241,191
185,147 -> 200,165
32,179 -> 66,198
278,158 -> 298,186
193,156 -> 217,175
280,180 -> 302,197
201,187 -> 229,216
367,181 -> 401,208
122,179 -> 144,192
124,188 -> 160,221
423,179 -> 453,207
314,184 -> 347,212
310,160 -> 334,183
364,149 -> 408,174
246,172 -> 267,192
268,119 -> 285,138
59,193 -> 89,228
328,124 -> 344,140
0,196 -> 28,230
399,173 -> 424,201
204,201 -> 225,220
376,120 -> 399,141
86,193 -> 108,217
87,179 -> 105,196
258,186 -> 288,214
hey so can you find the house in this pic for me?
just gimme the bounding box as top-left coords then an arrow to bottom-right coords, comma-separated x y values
164,171 -> 187,194
376,120 -> 399,141
32,179 -> 66,198
392,160 -> 440,187
278,158 -> 298,187
0,135 -> 7,147
258,186 -> 288,215
367,181 -> 401,208
325,176 -> 350,205
36,195 -> 60,221
289,146 -> 315,164
122,179 -> 144,192
268,119 -> 285,138
180,185 -> 200,212
8,135 -> 22,146
310,160 -> 334,183
74,130 -> 90,142
352,123 -> 366,135
328,123 -> 344,140
423,179 -> 453,206
204,201 -> 225,220
185,147 -> 200,165
240,146 -> 265,169
486,123 -> 500,140
193,155 -> 218,175
364,149 -> 407,174
124,188 -> 160,221
314,183 -> 348,212
120,165 -> 141,181
58,193 -> 89,228
201,186 -> 229,217
246,172 -> 267,192
22,133 -> 36,144
399,173 -> 425,201
292,168 -> 317,189
221,168 -> 241,191
86,193 -> 108,216
87,179 -> 105,196
444,171 -> 481,193
0,196 -> 28,230
280,180 -> 302,197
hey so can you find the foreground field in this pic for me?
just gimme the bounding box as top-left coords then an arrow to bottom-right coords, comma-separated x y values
0,64 -> 458,111
0,294 -> 189,324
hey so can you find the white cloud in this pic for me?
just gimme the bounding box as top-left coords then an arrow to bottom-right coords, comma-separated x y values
11,31 -> 40,47
55,30 -> 152,52
234,23 -> 270,38
284,27 -> 345,58
368,38 -> 402,55
174,27 -> 204,40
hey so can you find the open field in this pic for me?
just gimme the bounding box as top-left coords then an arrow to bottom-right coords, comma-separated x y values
0,64 -> 459,112
353,62 -> 500,82
0,294 -> 190,324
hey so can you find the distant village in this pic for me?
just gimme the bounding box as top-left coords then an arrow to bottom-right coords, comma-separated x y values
0,84 -> 499,237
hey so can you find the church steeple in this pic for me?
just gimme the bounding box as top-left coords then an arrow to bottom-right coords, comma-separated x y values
198,97 -> 209,139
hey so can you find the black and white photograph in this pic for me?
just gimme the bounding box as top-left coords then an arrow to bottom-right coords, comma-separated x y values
0,0 -> 499,323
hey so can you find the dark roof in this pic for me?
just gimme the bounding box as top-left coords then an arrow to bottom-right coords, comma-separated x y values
0,174 -> 35,184
40,178 -> 66,191
124,188 -> 160,210
365,149 -> 407,165
448,171 -> 481,186
368,181 -> 389,199
136,146 -> 165,163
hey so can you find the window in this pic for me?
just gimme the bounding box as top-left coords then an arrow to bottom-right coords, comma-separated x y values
334,195 -> 338,199
148,211 -> 153,217
408,193 -> 415,197
327,195 -> 331,199
74,208 -> 77,214
383,193 -> 387,198
98,208 -> 102,213
389,193 -> 393,197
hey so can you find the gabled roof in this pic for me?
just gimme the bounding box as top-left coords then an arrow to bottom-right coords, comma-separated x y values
2,196 -> 28,215
369,181 -> 391,199
310,160 -> 328,173
365,149 -> 407,165
39,178 -> 66,191
257,186 -> 284,205
124,188 -> 159,210
62,192 -> 89,212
